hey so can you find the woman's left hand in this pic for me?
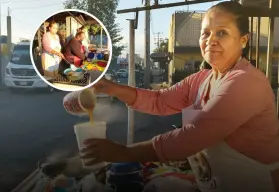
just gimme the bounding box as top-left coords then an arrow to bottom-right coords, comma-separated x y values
80,138 -> 129,166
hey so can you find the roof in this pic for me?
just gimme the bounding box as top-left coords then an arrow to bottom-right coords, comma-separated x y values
45,11 -> 98,25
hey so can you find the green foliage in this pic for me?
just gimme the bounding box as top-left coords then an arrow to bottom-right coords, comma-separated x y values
153,39 -> 168,53
64,0 -> 125,59
90,24 -> 102,35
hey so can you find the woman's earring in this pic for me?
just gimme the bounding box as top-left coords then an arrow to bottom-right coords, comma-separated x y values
242,44 -> 246,48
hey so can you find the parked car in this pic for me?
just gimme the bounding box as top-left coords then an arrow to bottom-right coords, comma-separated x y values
4,42 -> 51,93
116,69 -> 128,78
96,69 -> 118,102
105,69 -> 117,82
116,70 -> 143,88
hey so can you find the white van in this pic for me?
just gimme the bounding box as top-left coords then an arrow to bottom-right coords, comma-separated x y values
4,42 -> 49,92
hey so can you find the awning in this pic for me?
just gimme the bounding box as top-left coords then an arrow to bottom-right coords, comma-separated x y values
45,11 -> 98,25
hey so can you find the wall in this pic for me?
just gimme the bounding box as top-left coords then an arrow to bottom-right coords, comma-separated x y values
175,12 -> 203,47
66,16 -> 82,39
167,11 -> 279,85
250,17 -> 279,47
173,52 -> 203,70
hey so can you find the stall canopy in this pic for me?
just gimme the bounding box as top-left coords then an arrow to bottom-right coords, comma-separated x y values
45,11 -> 98,25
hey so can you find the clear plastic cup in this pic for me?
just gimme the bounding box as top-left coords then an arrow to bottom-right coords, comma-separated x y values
74,121 -> 107,170
63,88 -> 96,116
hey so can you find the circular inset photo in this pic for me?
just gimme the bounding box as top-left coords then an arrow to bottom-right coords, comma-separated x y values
30,9 -> 112,92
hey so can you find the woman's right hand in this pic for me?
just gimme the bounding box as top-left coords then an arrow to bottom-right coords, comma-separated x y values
58,52 -> 65,59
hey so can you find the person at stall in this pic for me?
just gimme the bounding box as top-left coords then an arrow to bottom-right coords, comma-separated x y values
78,1 -> 279,191
41,21 -> 64,76
62,31 -> 86,68
65,26 -> 86,44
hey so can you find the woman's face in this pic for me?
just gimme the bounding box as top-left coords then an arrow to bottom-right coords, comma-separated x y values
49,23 -> 58,34
199,11 -> 248,71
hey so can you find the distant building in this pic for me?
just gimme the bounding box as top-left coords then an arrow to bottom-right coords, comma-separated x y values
168,10 -> 279,85
117,57 -> 128,68
116,54 -> 143,69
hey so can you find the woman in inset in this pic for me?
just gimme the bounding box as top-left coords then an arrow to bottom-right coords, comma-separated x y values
77,1 -> 279,191
41,21 -> 64,76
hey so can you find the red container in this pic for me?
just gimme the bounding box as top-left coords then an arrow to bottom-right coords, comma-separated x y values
97,61 -> 107,68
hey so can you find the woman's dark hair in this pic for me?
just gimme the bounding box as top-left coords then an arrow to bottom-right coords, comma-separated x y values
206,1 -> 250,58
75,31 -> 85,38
47,21 -> 57,32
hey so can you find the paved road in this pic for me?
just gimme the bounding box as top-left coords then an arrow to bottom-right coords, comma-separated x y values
0,89 -> 181,191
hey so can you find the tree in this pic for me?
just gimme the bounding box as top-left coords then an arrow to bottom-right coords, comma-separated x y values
153,39 -> 168,53
64,0 -> 125,60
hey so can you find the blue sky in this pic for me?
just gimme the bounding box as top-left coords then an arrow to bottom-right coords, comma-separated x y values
0,0 -> 217,57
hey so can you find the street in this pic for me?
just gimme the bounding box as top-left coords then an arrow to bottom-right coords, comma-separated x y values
0,88 -> 181,191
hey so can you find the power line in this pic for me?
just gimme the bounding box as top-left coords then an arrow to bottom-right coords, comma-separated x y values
153,32 -> 165,49
12,2 -> 63,10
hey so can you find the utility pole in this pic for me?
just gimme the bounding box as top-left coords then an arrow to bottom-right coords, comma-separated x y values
154,32 -> 164,50
144,0 -> 151,89
127,19 -> 136,145
153,32 -> 160,49
0,3 -> 2,87
266,0 -> 274,83
7,7 -> 11,59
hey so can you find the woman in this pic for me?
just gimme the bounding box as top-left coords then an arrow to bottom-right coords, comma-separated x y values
80,2 -> 279,191
200,60 -> 212,71
42,21 -> 64,76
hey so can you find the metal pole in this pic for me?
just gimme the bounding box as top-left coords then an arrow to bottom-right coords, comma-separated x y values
249,17 -> 253,61
0,3 -> 2,87
127,19 -> 135,145
7,7 -> 11,60
144,0 -> 151,89
266,0 -> 274,83
277,54 -> 279,118
256,17 -> 260,69
100,27 -> 103,50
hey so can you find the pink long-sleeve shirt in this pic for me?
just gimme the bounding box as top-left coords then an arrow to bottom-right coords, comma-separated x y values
131,58 -> 279,165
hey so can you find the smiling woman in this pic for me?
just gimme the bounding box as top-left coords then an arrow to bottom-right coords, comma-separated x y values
68,1 -> 279,192
199,4 -> 250,76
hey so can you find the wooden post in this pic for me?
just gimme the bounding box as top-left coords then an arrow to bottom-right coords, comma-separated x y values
249,17 -> 253,61
266,0 -> 274,83
256,17 -> 260,69
127,19 -> 136,145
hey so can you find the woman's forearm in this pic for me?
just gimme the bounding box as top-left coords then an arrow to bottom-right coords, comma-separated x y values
125,140 -> 159,162
109,83 -> 137,106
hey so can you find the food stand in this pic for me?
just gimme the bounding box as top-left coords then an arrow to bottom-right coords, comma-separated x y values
14,0 -> 279,191
32,11 -> 111,90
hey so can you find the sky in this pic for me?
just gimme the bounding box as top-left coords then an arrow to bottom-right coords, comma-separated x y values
0,0 -> 217,57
